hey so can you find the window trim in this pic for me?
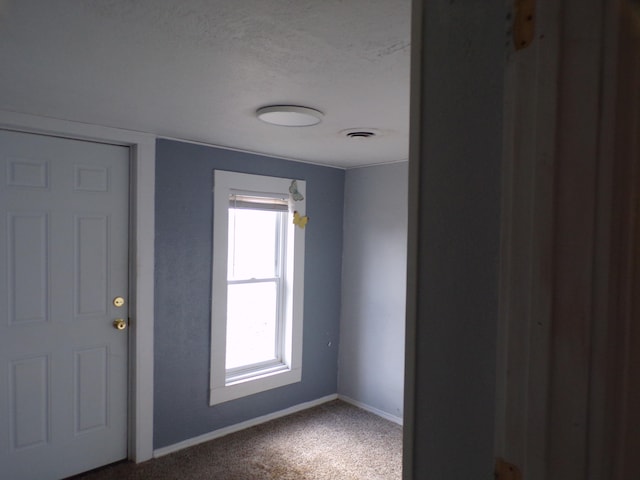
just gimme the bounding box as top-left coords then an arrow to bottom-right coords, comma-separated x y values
210,170 -> 305,406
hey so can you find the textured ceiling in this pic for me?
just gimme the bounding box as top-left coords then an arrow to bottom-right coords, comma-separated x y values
0,0 -> 411,168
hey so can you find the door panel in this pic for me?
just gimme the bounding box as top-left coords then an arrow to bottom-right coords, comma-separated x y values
8,212 -> 48,325
0,130 -> 129,480
10,355 -> 49,450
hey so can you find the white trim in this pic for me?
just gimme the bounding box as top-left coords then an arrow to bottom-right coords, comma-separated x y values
153,394 -> 338,458
0,110 -> 155,462
403,0 -> 424,475
494,1 -> 561,471
337,395 -> 404,426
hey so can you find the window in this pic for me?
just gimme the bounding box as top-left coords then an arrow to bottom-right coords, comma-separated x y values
210,171 -> 306,405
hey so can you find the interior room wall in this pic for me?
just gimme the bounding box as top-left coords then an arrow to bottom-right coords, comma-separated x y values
338,162 -> 408,420
153,139 -> 344,449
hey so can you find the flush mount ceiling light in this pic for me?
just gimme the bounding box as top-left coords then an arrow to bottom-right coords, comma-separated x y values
256,105 -> 324,127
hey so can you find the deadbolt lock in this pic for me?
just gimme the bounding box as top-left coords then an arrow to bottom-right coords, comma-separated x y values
113,318 -> 127,331
113,296 -> 125,307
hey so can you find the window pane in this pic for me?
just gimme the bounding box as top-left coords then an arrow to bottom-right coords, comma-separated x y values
226,281 -> 278,369
228,209 -> 279,279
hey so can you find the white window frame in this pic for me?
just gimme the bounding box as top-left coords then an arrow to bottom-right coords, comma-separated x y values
225,196 -> 287,378
210,170 -> 305,406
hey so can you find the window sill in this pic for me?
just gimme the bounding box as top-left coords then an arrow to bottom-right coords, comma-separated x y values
226,362 -> 290,385
209,367 -> 301,406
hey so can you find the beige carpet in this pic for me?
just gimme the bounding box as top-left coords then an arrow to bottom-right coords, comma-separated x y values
71,400 -> 402,480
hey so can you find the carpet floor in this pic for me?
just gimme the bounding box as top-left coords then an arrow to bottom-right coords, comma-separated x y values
71,400 -> 403,480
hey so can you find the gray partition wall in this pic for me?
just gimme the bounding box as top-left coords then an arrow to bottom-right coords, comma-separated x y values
338,162 -> 407,420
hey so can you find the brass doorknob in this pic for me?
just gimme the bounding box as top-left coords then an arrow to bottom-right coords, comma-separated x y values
113,319 -> 127,330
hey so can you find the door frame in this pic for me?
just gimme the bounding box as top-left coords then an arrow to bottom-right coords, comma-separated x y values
495,0 -> 640,478
0,110 -> 155,463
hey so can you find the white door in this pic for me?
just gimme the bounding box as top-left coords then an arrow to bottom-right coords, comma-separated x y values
0,130 -> 129,479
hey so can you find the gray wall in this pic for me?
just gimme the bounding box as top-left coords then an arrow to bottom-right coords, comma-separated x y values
154,139 -> 344,449
405,1 -> 504,478
338,162 -> 407,419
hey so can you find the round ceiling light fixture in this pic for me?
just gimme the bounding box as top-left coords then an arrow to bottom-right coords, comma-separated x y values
256,105 -> 324,127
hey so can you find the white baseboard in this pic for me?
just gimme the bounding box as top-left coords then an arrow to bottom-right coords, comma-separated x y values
153,394 -> 338,458
337,394 -> 404,426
